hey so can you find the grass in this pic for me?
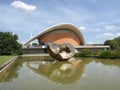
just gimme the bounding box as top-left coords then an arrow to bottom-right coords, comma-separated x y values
0,56 -> 16,66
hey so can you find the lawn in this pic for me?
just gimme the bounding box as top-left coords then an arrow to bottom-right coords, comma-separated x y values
0,56 -> 16,66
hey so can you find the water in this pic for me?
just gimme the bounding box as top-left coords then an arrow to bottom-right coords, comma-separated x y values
0,56 -> 120,90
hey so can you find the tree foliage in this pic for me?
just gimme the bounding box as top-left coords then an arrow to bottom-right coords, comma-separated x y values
74,49 -> 94,57
104,36 -> 120,50
0,32 -> 22,55
74,36 -> 120,58
99,50 -> 111,58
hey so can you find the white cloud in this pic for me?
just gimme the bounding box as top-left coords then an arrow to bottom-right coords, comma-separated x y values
116,33 -> 120,37
105,25 -> 116,30
95,33 -> 115,43
96,32 -> 120,40
93,28 -> 101,32
96,22 -> 108,26
87,42 -> 94,44
96,35 -> 100,38
95,28 -> 101,31
11,1 -> 36,12
99,32 -> 117,40
103,33 -> 114,37
79,26 -> 86,31
47,20 -> 53,24
96,33 -> 114,39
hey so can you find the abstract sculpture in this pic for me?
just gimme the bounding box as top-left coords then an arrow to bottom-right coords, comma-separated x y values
46,42 -> 75,61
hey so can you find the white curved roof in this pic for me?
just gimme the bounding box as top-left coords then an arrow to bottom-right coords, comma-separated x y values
23,23 -> 85,46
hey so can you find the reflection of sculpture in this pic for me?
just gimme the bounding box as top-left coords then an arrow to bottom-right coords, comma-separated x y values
26,59 -> 86,85
46,42 -> 75,61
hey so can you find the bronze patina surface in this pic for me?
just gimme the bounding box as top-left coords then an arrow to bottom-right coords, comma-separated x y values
46,42 -> 75,61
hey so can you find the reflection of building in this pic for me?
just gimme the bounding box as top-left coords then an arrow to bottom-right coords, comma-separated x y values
27,59 -> 86,85
22,24 -> 110,54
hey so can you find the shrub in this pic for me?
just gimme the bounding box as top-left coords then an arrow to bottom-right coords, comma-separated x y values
110,49 -> 120,58
74,49 -> 120,58
99,50 -> 111,58
93,49 -> 102,57
79,49 -> 94,57
74,53 -> 81,57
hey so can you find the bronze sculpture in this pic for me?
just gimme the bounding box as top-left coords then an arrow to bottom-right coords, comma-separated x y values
46,42 -> 75,61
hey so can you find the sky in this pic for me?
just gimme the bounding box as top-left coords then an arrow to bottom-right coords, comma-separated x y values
0,0 -> 120,44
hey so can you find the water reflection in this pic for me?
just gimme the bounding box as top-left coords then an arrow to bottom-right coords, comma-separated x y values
0,56 -> 120,86
26,58 -> 90,84
0,60 -> 22,83
94,59 -> 120,68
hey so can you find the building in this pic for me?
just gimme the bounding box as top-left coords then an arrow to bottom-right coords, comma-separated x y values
22,23 -> 110,54
23,24 -> 85,46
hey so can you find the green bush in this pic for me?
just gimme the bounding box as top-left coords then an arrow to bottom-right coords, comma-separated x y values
110,49 -> 120,58
99,50 -> 111,58
74,49 -> 120,58
79,49 -> 94,57
74,53 -> 81,57
93,49 -> 102,57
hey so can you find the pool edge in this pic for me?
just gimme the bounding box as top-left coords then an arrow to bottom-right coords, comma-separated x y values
0,56 -> 18,73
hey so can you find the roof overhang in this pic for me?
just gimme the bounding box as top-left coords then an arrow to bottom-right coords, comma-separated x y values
23,23 -> 85,46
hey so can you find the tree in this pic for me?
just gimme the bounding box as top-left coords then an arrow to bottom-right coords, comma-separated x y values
32,43 -> 38,46
0,32 -> 22,55
104,36 -> 120,50
79,49 -> 94,57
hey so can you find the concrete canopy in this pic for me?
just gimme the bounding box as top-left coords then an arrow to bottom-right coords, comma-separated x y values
23,24 -> 85,46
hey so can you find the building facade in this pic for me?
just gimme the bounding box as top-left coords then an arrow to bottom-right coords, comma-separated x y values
23,24 -> 110,54
23,24 -> 85,46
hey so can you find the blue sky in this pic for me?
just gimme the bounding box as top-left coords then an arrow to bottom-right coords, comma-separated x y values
0,0 -> 120,44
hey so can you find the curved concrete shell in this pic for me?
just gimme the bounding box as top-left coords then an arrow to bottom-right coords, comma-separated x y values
23,24 -> 85,46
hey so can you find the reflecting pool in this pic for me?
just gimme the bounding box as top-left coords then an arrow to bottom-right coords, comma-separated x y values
0,56 -> 120,90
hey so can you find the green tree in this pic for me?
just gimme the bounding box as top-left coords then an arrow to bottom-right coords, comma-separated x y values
32,43 -> 38,46
79,49 -> 93,57
0,32 -> 22,55
99,50 -> 111,58
104,36 -> 120,50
